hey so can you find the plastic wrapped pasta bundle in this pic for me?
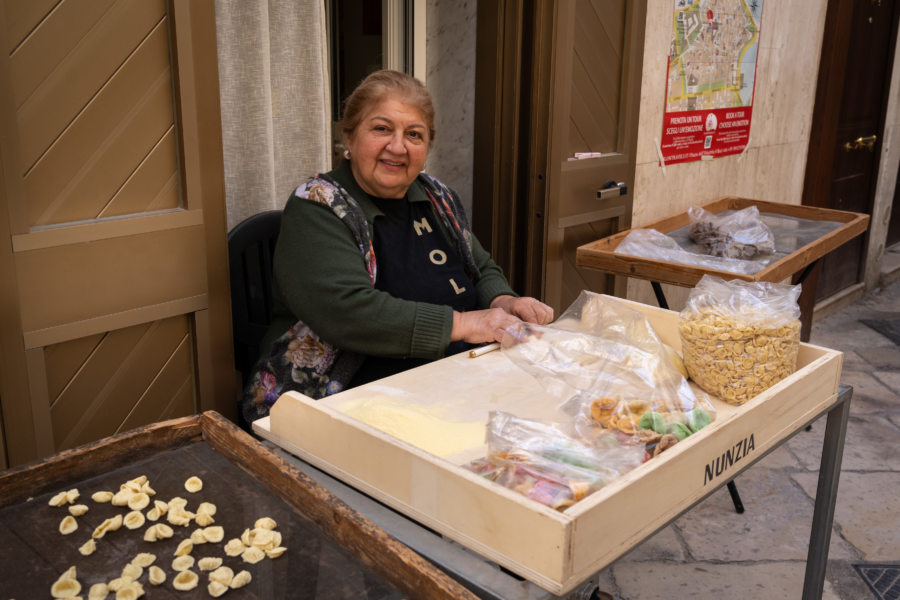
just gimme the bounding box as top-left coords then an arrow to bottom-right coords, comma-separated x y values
502,291 -> 716,447
679,275 -> 801,405
614,228 -> 768,275
688,205 -> 775,259
464,411 -> 646,510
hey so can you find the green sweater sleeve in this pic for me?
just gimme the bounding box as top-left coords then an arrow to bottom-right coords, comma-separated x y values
272,195 -> 455,359
470,233 -> 517,307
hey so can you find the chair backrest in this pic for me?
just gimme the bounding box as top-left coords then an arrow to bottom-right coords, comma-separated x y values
227,210 -> 283,387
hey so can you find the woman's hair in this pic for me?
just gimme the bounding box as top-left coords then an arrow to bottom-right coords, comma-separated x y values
340,70 -> 435,146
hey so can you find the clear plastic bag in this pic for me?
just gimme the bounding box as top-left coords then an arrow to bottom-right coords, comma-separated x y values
463,411 -> 646,510
614,228 -> 769,274
500,292 -> 717,452
678,275 -> 802,405
688,205 -> 775,259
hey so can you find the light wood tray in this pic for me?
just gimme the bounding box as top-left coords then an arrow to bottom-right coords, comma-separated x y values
575,197 -> 869,286
254,297 -> 844,595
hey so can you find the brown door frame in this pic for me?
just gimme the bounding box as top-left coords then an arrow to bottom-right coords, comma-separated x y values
473,1 -> 554,300
169,0 -> 235,420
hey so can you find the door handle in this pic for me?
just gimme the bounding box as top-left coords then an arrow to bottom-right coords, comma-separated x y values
597,181 -> 628,200
843,135 -> 877,152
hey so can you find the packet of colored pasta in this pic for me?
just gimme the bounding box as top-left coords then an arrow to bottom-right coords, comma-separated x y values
463,411 -> 645,510
501,291 -> 716,452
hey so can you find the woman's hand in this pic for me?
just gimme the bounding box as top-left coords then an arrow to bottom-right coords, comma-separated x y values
490,295 -> 554,325
450,296 -> 553,344
450,308 -> 523,344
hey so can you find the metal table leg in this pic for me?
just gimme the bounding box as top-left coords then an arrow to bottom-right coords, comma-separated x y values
802,384 -> 852,600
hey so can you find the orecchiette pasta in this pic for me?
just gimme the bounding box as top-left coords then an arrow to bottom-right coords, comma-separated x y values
59,515 -> 78,535
680,308 -> 800,405
172,555 -> 196,572
147,565 -> 166,585
197,556 -> 223,571
172,569 -> 199,591
230,569 -> 252,589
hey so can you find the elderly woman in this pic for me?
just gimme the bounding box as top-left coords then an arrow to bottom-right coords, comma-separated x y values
243,70 -> 553,424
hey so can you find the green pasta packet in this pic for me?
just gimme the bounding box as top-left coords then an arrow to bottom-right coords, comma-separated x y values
688,408 -> 712,432
668,422 -> 693,441
637,411 -> 668,435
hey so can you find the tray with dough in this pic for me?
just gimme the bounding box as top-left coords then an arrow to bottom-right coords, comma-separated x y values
254,296 -> 843,595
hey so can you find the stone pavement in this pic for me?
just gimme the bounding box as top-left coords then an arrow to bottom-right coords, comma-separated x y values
594,276 -> 900,600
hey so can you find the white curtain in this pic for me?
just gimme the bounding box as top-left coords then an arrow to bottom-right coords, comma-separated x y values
214,0 -> 331,230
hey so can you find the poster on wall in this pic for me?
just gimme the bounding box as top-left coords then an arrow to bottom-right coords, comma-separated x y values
660,0 -> 763,165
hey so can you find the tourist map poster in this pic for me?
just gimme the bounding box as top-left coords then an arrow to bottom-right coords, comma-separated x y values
661,0 -> 763,165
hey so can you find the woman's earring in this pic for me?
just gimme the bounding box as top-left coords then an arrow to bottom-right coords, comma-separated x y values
343,149 -> 351,159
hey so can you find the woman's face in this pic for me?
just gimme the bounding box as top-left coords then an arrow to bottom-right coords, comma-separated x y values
345,95 -> 430,199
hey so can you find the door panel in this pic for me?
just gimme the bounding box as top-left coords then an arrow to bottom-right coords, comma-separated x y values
0,0 -> 234,466
2,0 -> 59,53
23,23 -> 174,226
570,1 -> 623,152
98,128 -> 181,218
8,0 -> 118,107
15,0 -> 167,179
44,333 -> 105,402
48,315 -> 191,449
544,0 -> 645,311
16,222 -> 207,345
560,220 -> 618,306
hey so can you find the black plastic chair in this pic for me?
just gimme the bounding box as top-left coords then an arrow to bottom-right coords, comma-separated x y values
227,210 -> 283,410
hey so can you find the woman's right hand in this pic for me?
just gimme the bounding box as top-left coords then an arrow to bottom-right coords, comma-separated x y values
450,308 -> 523,344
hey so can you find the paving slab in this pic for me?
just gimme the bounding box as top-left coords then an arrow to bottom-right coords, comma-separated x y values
835,370 -> 900,415
873,370 -> 900,397
809,324 -> 889,354
793,471 -> 900,562
788,413 -> 900,472
675,465 -> 855,562
825,559 -> 879,600
855,347 -> 900,371
608,561 -> 841,600
614,525 -> 687,563
751,440 -> 804,470
835,349 -> 876,372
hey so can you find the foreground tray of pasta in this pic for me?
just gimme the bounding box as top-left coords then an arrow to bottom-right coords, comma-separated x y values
254,297 -> 844,595
0,411 -> 476,600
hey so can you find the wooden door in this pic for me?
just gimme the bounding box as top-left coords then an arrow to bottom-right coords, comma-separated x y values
0,0 -> 234,468
802,0 -> 900,300
543,0 -> 645,312
473,0 -> 645,313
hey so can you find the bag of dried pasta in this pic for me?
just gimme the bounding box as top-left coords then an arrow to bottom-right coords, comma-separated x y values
678,275 -> 801,405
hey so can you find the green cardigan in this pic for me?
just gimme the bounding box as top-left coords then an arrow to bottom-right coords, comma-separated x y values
263,161 -> 516,360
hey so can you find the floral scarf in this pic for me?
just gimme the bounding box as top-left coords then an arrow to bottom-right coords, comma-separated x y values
242,171 -> 477,425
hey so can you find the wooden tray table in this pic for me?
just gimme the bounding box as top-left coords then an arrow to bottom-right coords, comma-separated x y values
0,411 -> 477,600
254,297 -> 848,596
575,197 -> 869,287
